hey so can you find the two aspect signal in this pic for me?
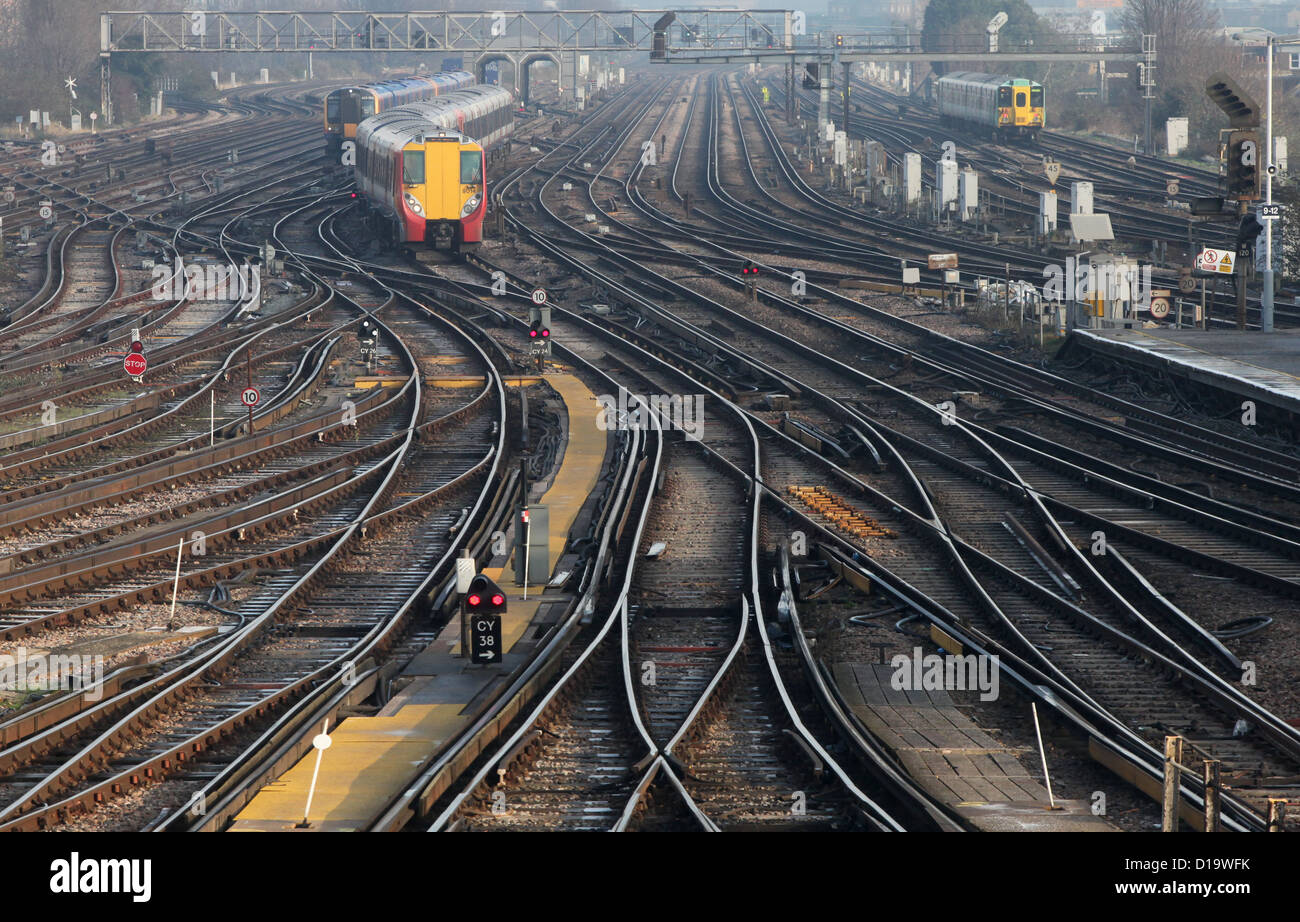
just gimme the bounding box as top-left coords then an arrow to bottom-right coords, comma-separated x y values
465,573 -> 506,665
466,573 -> 507,612
528,287 -> 551,354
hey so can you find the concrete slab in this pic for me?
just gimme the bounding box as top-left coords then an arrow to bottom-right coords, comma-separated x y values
834,662 -> 1118,831
1069,328 -> 1300,418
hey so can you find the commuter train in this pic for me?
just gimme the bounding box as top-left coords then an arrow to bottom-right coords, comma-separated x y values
354,85 -> 516,250
325,71 -> 476,153
936,73 -> 1044,142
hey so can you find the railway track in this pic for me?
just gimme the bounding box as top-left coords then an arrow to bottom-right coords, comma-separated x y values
441,70 -> 1300,827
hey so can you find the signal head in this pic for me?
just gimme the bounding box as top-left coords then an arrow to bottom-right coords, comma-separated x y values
130,340 -> 143,353
466,574 -> 507,613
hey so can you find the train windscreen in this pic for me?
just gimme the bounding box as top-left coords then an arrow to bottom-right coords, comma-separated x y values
461,151 -> 483,184
998,86 -> 1012,106
1031,87 -> 1043,107
402,151 -> 425,185
326,95 -> 340,121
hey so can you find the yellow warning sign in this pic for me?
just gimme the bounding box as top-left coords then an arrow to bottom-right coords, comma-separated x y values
1196,248 -> 1235,275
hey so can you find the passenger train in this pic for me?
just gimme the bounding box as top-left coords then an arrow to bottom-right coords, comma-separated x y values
354,85 -> 516,250
936,73 -> 1045,142
325,71 -> 476,153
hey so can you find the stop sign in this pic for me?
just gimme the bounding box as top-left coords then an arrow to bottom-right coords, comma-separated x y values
124,351 -> 147,377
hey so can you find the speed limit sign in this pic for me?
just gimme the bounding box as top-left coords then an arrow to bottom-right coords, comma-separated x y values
1149,297 -> 1170,320
38,205 -> 52,220
241,387 -> 260,407
530,287 -> 547,305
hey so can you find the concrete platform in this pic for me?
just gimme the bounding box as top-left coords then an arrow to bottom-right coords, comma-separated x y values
228,373 -> 610,832
833,662 -> 1116,832
1068,328 -> 1300,420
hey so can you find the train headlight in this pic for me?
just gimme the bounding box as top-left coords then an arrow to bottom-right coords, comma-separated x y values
403,192 -> 424,216
460,193 -> 482,217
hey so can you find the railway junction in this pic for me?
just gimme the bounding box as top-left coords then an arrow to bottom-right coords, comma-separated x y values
0,9 -> 1296,887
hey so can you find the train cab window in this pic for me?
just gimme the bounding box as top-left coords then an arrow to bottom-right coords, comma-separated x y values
327,96 -> 340,120
360,96 -> 376,117
461,151 -> 483,184
998,86 -> 1012,106
1016,92 -> 1027,107
402,150 -> 425,184
1031,87 -> 1043,107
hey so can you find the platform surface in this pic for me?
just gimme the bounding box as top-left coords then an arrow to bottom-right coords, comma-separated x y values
834,662 -> 1116,832
1071,328 -> 1300,414
229,372 -> 608,831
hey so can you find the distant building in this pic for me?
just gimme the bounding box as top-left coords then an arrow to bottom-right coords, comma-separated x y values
1211,2 -> 1296,32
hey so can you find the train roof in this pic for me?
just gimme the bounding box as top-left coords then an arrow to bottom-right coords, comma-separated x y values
328,71 -> 474,97
358,85 -> 515,146
937,72 -> 1041,87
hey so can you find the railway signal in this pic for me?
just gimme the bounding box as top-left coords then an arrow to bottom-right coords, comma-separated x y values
528,302 -> 552,358
741,260 -> 759,302
465,573 -> 505,664
835,34 -> 844,48
1226,130 -> 1261,201
466,573 -> 507,613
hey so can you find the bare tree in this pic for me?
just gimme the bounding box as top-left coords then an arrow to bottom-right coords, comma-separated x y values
1117,0 -> 1219,92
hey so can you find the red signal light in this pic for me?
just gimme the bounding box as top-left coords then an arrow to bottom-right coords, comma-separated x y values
540,328 -> 549,338
528,327 -> 538,338
350,192 -> 357,198
467,593 -> 482,606
491,594 -> 505,606
130,340 -> 144,353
